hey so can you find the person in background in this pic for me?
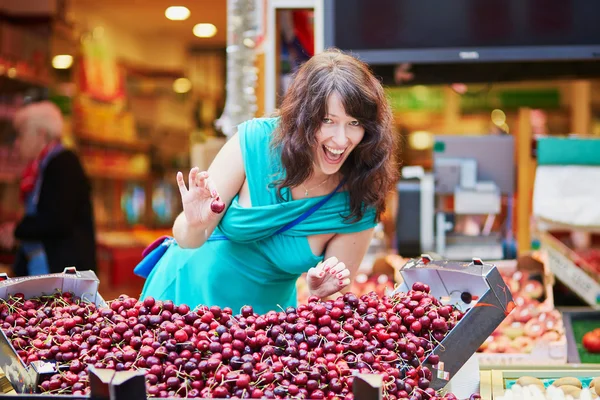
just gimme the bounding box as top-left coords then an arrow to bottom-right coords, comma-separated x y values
0,101 -> 97,276
139,49 -> 400,314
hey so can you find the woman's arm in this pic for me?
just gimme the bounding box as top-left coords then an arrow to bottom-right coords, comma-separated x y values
173,133 -> 246,248
307,228 -> 375,298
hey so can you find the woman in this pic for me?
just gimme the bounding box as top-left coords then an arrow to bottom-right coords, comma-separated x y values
0,101 -> 97,276
139,49 -> 398,314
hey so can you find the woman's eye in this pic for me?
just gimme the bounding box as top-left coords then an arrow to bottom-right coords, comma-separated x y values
322,118 -> 333,124
349,120 -> 360,126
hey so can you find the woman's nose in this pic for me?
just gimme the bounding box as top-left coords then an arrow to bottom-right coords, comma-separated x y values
332,126 -> 348,146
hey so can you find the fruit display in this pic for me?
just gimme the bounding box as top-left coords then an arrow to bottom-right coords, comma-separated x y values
562,311 -> 600,365
477,269 -> 564,356
574,248 -> 600,279
583,329 -> 600,354
0,284 -> 471,399
495,375 -> 600,400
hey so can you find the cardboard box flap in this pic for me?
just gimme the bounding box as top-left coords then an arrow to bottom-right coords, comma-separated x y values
0,268 -> 105,307
396,255 -> 513,390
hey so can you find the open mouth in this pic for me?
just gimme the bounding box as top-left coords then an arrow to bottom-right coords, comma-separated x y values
322,145 -> 346,164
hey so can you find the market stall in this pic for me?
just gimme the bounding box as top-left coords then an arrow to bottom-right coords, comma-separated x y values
0,256 -> 510,399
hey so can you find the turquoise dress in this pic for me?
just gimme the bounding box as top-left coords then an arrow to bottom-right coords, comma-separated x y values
140,118 -> 377,315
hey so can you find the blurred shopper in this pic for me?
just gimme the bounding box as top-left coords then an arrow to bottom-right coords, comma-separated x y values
137,49 -> 400,314
0,101 -> 97,276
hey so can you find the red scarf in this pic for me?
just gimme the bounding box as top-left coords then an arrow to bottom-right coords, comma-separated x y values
20,140 -> 61,202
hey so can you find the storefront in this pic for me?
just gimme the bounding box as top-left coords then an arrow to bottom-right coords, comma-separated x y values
0,1 -> 598,399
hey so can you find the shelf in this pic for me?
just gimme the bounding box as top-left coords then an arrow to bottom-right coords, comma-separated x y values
0,73 -> 50,91
76,132 -> 151,152
86,168 -> 149,182
536,217 -> 600,234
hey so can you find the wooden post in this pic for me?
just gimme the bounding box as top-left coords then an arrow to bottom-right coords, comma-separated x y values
516,108 -> 535,255
443,87 -> 461,132
570,80 -> 591,135
255,53 -> 266,118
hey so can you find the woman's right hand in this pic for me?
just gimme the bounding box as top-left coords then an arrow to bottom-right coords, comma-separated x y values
177,168 -> 224,228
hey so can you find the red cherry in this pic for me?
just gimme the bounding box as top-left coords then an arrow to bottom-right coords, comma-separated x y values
210,198 -> 225,213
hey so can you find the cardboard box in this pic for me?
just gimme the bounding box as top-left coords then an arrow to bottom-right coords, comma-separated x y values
396,255 -> 513,391
0,268 -> 105,394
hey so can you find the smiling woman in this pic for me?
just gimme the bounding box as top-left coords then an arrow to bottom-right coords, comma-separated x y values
137,49 -> 400,315
272,48 -> 398,223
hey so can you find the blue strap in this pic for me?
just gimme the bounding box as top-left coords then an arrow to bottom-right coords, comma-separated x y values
208,179 -> 346,242
273,179 -> 345,235
135,180 -> 346,278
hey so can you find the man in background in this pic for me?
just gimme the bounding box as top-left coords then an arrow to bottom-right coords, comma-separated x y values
0,101 -> 96,275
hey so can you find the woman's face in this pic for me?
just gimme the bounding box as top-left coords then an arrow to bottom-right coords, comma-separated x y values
314,92 -> 365,176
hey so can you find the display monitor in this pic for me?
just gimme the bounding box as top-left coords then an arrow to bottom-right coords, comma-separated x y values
324,0 -> 600,65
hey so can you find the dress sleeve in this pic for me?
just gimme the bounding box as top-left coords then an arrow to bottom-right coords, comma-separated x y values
236,118 -> 280,206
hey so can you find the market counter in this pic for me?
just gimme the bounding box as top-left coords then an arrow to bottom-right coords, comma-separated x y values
96,229 -> 170,298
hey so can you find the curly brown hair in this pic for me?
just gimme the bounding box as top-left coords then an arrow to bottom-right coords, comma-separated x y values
271,49 -> 400,223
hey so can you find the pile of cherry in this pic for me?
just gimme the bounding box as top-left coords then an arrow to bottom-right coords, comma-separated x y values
0,283 -> 473,399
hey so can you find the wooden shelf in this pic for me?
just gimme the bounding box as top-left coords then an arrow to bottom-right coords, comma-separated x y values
0,73 -> 50,90
86,168 -> 149,182
76,132 -> 151,152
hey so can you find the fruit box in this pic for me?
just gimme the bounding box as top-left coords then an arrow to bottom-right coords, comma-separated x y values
396,255 -> 513,391
475,259 -> 567,367
489,367 -> 600,400
562,310 -> 600,364
480,370 -> 493,400
538,230 -> 600,309
0,268 -> 106,395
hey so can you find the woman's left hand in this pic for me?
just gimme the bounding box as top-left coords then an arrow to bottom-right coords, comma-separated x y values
307,256 -> 351,298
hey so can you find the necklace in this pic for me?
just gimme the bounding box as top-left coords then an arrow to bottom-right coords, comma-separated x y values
301,176 -> 330,196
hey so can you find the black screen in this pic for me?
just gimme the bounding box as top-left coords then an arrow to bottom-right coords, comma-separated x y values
325,0 -> 600,63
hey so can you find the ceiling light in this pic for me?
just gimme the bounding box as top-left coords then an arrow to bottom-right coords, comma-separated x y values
173,78 -> 192,94
165,6 -> 190,21
52,55 -> 73,69
193,23 -> 217,38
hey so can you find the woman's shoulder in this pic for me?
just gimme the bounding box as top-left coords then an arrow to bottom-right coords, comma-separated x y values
238,117 -> 280,159
238,117 -> 280,137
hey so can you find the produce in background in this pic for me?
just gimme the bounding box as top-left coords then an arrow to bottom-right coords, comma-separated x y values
0,285 -> 471,399
583,329 -> 600,354
574,248 -> 600,280
477,270 -> 564,354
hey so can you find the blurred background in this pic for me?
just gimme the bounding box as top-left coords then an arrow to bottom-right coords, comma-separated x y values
0,0 -> 599,311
